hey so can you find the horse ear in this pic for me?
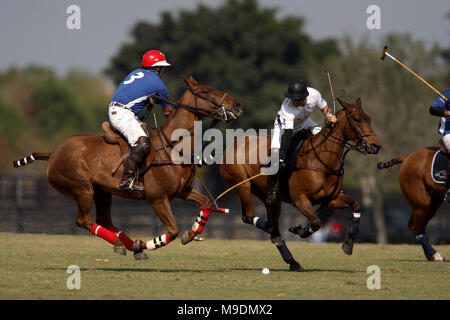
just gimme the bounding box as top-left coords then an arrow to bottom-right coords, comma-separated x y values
337,98 -> 350,110
182,76 -> 197,89
356,97 -> 362,107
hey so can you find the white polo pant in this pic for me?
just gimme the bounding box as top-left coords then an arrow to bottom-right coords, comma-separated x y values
108,105 -> 146,147
443,134 -> 450,152
270,118 -> 322,149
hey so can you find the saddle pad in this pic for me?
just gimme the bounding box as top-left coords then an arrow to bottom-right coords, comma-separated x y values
431,150 -> 449,184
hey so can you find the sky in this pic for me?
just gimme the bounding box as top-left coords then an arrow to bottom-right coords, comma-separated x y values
0,0 -> 448,75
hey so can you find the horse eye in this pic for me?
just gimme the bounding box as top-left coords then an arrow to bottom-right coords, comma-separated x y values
354,117 -> 360,122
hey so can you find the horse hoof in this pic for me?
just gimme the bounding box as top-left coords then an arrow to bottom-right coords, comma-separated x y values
113,246 -> 127,256
342,239 -> 354,255
181,230 -> 194,245
134,252 -> 149,260
288,225 -> 302,235
289,260 -> 304,272
431,252 -> 446,261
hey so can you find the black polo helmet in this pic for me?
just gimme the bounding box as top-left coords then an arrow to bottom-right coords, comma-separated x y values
284,79 -> 309,100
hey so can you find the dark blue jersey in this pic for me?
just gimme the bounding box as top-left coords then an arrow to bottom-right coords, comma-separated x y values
111,68 -> 169,115
431,88 -> 450,135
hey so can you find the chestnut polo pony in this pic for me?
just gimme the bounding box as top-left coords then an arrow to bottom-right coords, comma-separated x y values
218,98 -> 381,271
377,147 -> 448,261
13,76 -> 243,259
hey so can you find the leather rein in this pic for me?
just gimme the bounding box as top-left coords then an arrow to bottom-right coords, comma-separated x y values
139,87 -> 230,173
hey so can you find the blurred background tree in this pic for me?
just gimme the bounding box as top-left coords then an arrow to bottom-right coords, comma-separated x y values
104,0 -> 341,131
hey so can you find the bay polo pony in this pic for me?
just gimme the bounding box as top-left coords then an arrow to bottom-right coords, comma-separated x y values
216,98 -> 381,271
13,77 -> 242,259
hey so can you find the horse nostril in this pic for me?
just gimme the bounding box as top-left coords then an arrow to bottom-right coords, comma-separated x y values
234,103 -> 243,115
371,143 -> 381,153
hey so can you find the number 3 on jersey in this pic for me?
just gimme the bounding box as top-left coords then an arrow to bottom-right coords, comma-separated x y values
124,72 -> 144,85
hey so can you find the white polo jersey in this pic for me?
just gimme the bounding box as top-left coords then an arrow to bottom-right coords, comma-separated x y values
271,87 -> 327,149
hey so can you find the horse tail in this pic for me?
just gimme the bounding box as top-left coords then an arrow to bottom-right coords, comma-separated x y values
13,152 -> 52,168
377,155 -> 408,169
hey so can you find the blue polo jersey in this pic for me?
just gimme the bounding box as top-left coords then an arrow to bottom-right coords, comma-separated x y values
431,88 -> 450,135
111,68 -> 170,115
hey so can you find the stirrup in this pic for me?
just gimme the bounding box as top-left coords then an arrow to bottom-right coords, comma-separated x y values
118,177 -> 144,192
444,189 -> 450,203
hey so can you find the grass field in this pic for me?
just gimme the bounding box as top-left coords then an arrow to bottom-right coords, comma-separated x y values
1,232 -> 449,300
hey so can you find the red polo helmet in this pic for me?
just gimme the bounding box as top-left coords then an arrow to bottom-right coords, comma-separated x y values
142,50 -> 171,68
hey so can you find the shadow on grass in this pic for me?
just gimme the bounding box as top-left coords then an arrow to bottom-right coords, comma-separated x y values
44,266 -> 361,273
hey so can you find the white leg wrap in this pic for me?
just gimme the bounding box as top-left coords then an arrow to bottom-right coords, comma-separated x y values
146,233 -> 169,250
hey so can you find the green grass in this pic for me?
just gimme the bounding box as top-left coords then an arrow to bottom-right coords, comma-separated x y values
1,232 -> 449,300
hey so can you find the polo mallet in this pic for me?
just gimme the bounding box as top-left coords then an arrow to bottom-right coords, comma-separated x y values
324,70 -> 337,114
381,46 -> 447,101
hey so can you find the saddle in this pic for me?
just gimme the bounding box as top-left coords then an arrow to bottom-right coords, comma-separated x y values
101,122 -> 156,176
431,149 -> 450,184
288,130 -> 312,168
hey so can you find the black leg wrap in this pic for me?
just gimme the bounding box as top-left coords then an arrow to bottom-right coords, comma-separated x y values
416,234 -> 436,260
255,218 -> 273,234
342,216 -> 360,255
275,240 -> 304,272
276,240 -> 293,264
349,217 -> 360,240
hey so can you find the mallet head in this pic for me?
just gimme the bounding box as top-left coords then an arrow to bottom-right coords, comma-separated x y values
381,46 -> 388,60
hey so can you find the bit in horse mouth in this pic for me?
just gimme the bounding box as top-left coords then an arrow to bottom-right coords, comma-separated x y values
226,111 -> 237,121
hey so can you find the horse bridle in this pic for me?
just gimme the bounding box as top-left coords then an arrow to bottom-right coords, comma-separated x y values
191,85 -> 230,121
300,106 -> 377,175
327,107 -> 377,154
151,85 -> 231,122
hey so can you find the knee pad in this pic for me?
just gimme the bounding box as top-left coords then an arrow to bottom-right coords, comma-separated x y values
130,136 -> 151,162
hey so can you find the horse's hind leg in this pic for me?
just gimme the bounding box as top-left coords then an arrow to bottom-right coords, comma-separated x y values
93,186 -> 134,255
409,196 -> 445,261
73,186 -> 123,249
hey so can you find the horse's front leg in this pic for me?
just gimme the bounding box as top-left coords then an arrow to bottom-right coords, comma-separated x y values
132,197 -> 179,260
326,190 -> 361,255
176,187 -> 211,245
290,194 -> 322,238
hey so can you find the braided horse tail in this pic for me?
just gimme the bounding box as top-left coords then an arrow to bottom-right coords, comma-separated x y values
377,155 -> 408,169
13,152 -> 52,168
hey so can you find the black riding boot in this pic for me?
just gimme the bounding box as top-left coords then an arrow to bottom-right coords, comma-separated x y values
265,129 -> 293,205
118,136 -> 151,191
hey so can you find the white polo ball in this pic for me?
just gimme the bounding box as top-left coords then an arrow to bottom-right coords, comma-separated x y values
262,268 -> 270,275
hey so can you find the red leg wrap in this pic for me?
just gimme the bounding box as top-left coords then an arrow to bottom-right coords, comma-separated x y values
110,227 -> 134,250
195,207 -> 211,235
90,223 -> 117,244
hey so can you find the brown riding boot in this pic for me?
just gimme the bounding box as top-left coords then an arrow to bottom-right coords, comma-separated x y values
118,157 -> 144,191
118,136 -> 151,192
